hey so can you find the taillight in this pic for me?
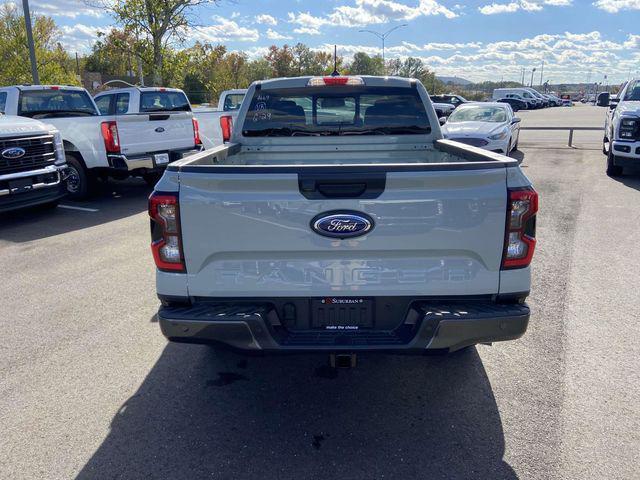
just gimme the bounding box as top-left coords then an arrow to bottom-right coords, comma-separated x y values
149,192 -> 185,272
307,76 -> 364,86
502,187 -> 538,269
220,115 -> 233,143
192,118 -> 202,146
101,121 -> 120,153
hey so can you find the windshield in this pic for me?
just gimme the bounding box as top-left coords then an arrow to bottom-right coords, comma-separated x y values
623,80 -> 640,101
242,86 -> 430,137
447,105 -> 507,123
140,91 -> 191,112
18,89 -> 97,118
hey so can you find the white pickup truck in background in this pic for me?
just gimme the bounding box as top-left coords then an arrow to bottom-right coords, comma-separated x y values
193,89 -> 247,147
600,79 -> 640,177
93,86 -> 204,186
0,114 -> 67,212
150,75 -> 538,360
0,85 -> 202,198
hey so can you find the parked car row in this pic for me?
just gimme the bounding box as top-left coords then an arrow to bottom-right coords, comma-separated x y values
492,88 -> 563,111
0,84 -> 247,205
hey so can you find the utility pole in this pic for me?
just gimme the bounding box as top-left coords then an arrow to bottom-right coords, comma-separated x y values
22,0 -> 39,84
521,67 -> 525,86
359,24 -> 407,73
530,68 -> 536,87
137,54 -> 144,86
75,52 -> 80,76
539,60 -> 544,87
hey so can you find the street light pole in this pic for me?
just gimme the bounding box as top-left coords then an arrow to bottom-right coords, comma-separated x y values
359,24 -> 408,71
22,0 -> 39,84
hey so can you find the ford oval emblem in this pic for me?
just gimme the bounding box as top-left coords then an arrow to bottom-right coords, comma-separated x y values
155,127 -> 165,133
311,211 -> 374,239
1,147 -> 26,159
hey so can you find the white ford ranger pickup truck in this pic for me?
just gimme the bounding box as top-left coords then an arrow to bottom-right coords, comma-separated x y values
149,76 -> 538,356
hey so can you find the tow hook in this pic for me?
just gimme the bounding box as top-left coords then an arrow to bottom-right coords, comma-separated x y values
330,353 -> 357,369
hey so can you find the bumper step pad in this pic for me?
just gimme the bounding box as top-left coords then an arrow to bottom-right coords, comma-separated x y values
159,301 -> 530,353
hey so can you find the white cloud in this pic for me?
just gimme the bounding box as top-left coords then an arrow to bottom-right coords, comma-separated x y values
593,0 -> 640,12
403,41 -> 483,51
293,26 -> 322,35
255,14 -> 278,25
288,0 -> 457,34
31,0 -> 103,19
192,17 -> 259,43
265,29 -> 292,40
325,30 -> 636,83
479,0 -> 571,14
59,24 -> 105,52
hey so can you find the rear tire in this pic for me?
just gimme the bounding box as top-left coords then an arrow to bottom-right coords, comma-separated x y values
65,155 -> 92,199
606,149 -> 623,177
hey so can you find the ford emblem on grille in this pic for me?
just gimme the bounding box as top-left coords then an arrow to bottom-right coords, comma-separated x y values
1,147 -> 26,159
311,211 -> 374,239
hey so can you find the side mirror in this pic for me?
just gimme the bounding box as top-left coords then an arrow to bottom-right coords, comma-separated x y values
438,117 -> 447,126
596,92 -> 610,107
511,117 -> 521,124
609,98 -> 619,110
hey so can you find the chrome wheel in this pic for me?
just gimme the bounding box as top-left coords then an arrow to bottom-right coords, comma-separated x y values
66,165 -> 81,194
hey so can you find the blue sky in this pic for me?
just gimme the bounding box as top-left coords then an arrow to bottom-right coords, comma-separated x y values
8,0 -> 640,83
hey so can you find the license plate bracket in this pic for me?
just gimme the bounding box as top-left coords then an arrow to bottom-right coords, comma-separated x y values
9,177 -> 33,194
154,153 -> 170,166
311,297 -> 374,330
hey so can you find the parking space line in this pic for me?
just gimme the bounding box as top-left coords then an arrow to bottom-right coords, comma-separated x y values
58,204 -> 99,212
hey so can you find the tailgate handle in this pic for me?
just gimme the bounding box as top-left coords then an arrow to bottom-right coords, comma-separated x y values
149,114 -> 170,121
299,173 -> 386,199
317,183 -> 366,198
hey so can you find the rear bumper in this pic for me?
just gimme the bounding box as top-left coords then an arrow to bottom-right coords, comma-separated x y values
158,300 -> 530,354
108,146 -> 204,172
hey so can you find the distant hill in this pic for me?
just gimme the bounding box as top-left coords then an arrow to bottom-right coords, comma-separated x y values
437,76 -> 473,86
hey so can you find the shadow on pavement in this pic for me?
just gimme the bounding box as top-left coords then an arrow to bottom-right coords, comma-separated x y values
76,344 -> 517,480
611,172 -> 640,191
0,179 -> 150,243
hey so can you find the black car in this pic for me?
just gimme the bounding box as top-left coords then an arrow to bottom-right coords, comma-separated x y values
429,94 -> 469,109
497,97 -> 527,112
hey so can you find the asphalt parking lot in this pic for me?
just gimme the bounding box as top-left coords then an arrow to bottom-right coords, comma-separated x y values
1,105 -> 638,480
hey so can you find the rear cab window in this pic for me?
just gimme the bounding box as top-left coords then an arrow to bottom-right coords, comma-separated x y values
95,95 -> 113,115
223,94 -> 245,111
139,91 -> 191,112
0,92 -> 6,113
18,89 -> 98,118
115,93 -> 130,114
242,86 -> 430,137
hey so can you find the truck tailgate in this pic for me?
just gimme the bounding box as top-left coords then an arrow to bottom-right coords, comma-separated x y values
177,164 -> 508,298
118,112 -> 194,156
